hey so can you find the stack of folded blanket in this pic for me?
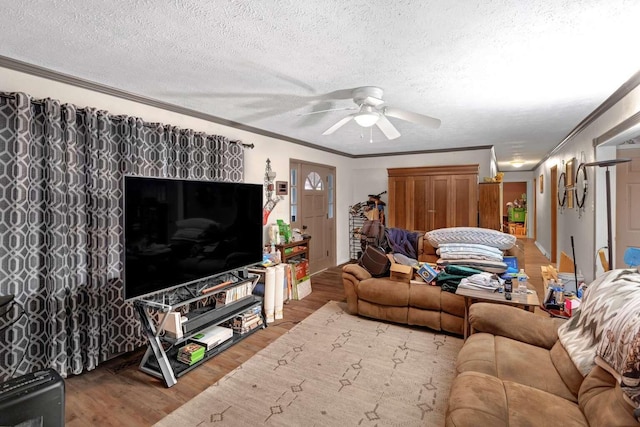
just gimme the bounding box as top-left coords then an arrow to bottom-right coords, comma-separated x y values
436,242 -> 508,273
425,227 -> 517,275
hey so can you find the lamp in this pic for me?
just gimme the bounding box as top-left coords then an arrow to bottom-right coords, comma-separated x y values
584,158 -> 631,270
353,106 -> 380,127
510,161 -> 524,168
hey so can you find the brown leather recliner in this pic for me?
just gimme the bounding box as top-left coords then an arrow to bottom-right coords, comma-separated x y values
446,303 -> 639,426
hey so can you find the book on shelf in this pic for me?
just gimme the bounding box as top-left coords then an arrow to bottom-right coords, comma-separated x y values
213,280 -> 254,306
190,325 -> 234,351
177,342 -> 205,365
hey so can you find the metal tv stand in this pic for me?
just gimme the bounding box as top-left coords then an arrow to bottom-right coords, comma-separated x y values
133,270 -> 265,387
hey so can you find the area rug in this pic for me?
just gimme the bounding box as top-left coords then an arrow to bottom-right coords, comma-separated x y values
156,301 -> 463,426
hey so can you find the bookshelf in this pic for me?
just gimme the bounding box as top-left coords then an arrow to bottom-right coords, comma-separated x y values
133,271 -> 266,387
276,237 -> 310,263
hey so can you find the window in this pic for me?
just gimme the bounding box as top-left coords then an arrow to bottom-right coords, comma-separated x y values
290,167 -> 297,222
304,172 -> 323,190
328,173 -> 334,219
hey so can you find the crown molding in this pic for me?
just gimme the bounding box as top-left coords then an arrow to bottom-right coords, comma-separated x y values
534,69 -> 640,170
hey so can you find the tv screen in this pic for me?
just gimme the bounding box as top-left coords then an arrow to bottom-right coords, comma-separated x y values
123,176 -> 263,300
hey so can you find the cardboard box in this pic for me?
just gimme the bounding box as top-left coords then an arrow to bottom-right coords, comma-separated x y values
289,259 -> 309,280
390,264 -> 412,283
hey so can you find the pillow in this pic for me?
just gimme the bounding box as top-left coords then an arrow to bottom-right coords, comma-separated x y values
425,227 -> 516,250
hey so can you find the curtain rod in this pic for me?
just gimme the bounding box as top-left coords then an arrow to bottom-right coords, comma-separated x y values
1,93 -> 254,149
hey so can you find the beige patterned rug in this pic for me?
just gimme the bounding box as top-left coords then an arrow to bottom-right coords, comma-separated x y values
156,301 -> 462,426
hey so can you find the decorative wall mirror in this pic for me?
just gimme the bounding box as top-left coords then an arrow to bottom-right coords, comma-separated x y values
575,162 -> 588,209
557,171 -> 567,207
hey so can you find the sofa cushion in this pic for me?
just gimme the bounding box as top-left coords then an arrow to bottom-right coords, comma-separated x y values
408,283 -> 442,310
440,291 -> 465,317
446,371 -> 588,427
407,307 -> 441,331
425,227 -> 516,250
456,333 -> 579,402
357,300 -> 408,324
357,278 -> 409,306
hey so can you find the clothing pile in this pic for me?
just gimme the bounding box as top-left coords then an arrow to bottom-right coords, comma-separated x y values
425,227 -> 518,293
457,272 -> 503,291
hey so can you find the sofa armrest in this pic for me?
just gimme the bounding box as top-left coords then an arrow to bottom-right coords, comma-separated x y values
342,263 -> 372,281
342,263 -> 372,315
469,303 -> 566,349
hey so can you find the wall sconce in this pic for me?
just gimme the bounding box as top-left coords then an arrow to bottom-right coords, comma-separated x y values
263,158 -> 284,225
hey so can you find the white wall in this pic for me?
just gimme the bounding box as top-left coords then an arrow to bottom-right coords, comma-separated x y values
535,84 -> 640,282
349,149 -> 494,207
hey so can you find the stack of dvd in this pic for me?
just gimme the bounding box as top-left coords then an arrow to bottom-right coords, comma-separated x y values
177,343 -> 205,365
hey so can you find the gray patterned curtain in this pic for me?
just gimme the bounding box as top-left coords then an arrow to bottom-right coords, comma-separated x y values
0,92 -> 244,380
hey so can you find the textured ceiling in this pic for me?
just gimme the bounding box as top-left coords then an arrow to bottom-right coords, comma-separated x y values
2,1 -> 640,170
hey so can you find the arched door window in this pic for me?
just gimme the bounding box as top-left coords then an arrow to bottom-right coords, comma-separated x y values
304,172 -> 323,190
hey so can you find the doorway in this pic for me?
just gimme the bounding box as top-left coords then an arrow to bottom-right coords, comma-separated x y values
503,182 -> 527,236
289,160 -> 336,273
615,147 -> 640,268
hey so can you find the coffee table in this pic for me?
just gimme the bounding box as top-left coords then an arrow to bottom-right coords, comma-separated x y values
455,287 -> 540,339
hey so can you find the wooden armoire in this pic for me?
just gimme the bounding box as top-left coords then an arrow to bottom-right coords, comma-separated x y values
387,165 -> 479,231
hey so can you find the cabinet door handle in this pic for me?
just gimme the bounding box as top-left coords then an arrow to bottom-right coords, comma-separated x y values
427,210 -> 436,213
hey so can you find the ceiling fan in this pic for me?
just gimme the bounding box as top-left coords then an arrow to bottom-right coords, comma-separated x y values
300,86 -> 441,140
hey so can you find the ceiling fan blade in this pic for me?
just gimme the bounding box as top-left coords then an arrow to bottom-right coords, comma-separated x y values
297,106 -> 357,116
375,115 -> 401,140
383,107 -> 441,129
319,88 -> 358,100
322,115 -> 354,135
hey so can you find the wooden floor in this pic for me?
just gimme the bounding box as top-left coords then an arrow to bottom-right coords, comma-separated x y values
64,238 -> 549,426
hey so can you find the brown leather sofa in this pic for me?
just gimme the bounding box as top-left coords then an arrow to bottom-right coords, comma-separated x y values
342,263 -> 466,335
446,302 -> 639,426
341,233 -> 524,336
342,233 -> 466,335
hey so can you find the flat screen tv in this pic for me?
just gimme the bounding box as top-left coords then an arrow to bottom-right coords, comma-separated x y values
123,176 -> 263,300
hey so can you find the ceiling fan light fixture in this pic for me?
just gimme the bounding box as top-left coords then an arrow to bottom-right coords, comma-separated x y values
353,107 -> 380,127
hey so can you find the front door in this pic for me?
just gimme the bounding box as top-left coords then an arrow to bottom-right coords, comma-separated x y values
616,148 -> 640,268
291,160 -> 336,273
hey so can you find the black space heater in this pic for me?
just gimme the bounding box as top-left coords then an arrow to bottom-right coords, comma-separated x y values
0,369 -> 65,427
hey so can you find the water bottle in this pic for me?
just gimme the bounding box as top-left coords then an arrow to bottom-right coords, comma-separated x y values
516,269 -> 528,296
